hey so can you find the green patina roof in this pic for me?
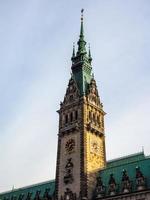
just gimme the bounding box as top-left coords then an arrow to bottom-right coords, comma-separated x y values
99,152 -> 150,194
71,10 -> 93,96
107,152 -> 146,168
0,180 -> 55,200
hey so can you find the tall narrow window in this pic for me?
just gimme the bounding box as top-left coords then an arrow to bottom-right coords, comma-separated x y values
75,110 -> 78,120
89,111 -> 92,121
65,115 -> 68,124
93,114 -> 96,124
97,116 -> 100,126
70,112 -> 73,122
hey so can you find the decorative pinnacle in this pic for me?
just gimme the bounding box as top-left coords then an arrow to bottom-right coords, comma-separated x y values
88,43 -> 92,63
71,43 -> 75,61
72,43 -> 75,57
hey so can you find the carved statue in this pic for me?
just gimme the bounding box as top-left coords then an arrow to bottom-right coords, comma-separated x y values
108,174 -> 117,196
121,170 -> 132,193
136,166 -> 146,190
64,158 -> 74,184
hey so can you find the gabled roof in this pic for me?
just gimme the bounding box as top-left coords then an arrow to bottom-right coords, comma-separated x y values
0,180 -> 55,200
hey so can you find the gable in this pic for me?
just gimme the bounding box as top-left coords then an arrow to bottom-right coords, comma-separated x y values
62,77 -> 80,105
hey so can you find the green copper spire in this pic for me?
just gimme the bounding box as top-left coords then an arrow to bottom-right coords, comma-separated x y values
77,9 -> 87,55
71,10 -> 93,96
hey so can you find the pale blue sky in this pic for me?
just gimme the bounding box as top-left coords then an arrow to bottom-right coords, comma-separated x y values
0,0 -> 150,193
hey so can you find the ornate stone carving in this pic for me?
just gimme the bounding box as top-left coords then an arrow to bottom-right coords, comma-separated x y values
94,177 -> 105,199
121,170 -> 132,193
108,174 -> 117,196
65,139 -> 75,154
136,166 -> 146,190
64,158 -> 74,184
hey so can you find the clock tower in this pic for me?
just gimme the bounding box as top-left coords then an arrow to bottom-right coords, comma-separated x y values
55,11 -> 106,200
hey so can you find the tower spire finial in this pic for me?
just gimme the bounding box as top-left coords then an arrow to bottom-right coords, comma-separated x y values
81,8 -> 84,21
77,9 -> 86,55
80,9 -> 84,38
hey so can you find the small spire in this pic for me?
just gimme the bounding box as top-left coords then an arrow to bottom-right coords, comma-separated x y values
71,43 -> 75,62
142,146 -> 144,153
88,43 -> 92,63
72,43 -> 75,57
77,9 -> 87,55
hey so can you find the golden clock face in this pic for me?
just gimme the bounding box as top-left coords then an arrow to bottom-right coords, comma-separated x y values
65,139 -> 75,153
